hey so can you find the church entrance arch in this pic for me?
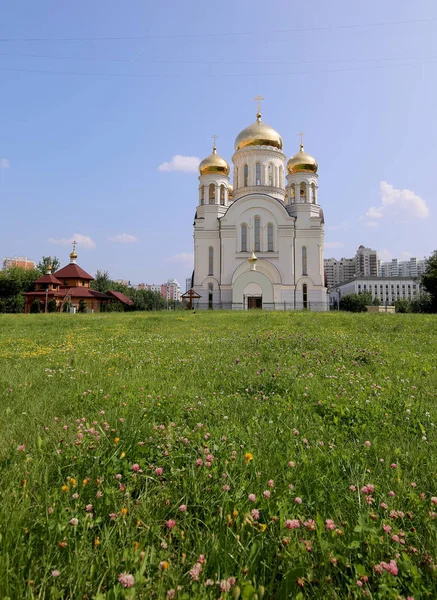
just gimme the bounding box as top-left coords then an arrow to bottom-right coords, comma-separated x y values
232,271 -> 274,309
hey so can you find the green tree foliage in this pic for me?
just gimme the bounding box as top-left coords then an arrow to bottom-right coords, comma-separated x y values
410,291 -> 433,314
30,299 -> 41,313
36,256 -> 61,274
78,299 -> 88,313
421,250 -> 437,312
91,269 -> 166,311
47,298 -> 57,313
395,298 -> 410,313
339,292 -> 372,313
0,266 -> 41,313
90,270 -> 111,293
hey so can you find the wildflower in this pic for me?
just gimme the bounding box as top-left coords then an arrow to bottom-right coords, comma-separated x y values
325,519 -> 336,530
69,518 -> 78,526
263,490 -> 271,499
285,519 -> 300,529
392,534 -> 400,543
222,484 -> 230,492
94,537 -> 100,546
61,485 -> 69,492
303,519 -> 316,530
51,570 -> 60,577
179,504 -> 187,512
268,479 -> 274,488
195,459 -> 203,467
118,572 -> 134,588
220,580 -> 231,592
431,497 -> 437,505
245,452 -> 253,464
381,502 -> 388,509
197,554 -> 205,563
251,509 -> 260,521
109,512 -> 117,520
132,464 -> 140,472
410,482 -> 417,488
259,523 -> 267,532
349,485 -> 357,492
389,491 -> 395,497
167,590 -> 176,598
72,493 -> 79,500
248,494 -> 256,503
114,437 -> 120,444
121,508 -> 128,516
85,504 -> 93,512
166,519 -> 176,529
390,463 -> 397,469
155,467 -> 163,476
295,497 -> 303,505
364,441 -> 371,447
189,563 -> 202,581
18,444 -> 25,452
160,561 -> 169,571
288,461 -> 295,467
357,580 -> 363,587
96,490 -> 103,499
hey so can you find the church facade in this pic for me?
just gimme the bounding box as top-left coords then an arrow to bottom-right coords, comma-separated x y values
192,105 -> 328,310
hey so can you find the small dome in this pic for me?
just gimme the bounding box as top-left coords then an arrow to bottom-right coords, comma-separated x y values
228,183 -> 233,199
235,113 -> 283,151
287,145 -> 318,174
199,146 -> 230,176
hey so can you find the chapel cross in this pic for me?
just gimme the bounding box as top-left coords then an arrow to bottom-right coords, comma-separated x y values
211,134 -> 218,150
254,95 -> 264,114
298,131 -> 305,147
72,240 -> 77,252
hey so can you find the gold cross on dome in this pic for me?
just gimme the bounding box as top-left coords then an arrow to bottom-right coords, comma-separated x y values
72,240 -> 77,252
297,131 -> 305,147
254,95 -> 264,114
211,134 -> 218,149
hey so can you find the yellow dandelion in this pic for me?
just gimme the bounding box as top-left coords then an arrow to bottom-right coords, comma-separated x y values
121,507 -> 128,516
120,452 -> 126,459
233,509 -> 239,518
259,523 -> 267,532
245,452 -> 253,464
70,478 -> 77,487
94,537 -> 100,547
82,478 -> 89,486
160,560 -> 169,571
133,541 -> 140,550
114,437 -> 120,445
61,485 -> 69,492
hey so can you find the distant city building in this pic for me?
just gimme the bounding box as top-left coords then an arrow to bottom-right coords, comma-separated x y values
141,279 -> 182,302
2,256 -> 35,270
379,257 -> 427,278
113,279 -> 131,286
324,245 -> 378,288
185,277 -> 192,292
329,276 -> 423,307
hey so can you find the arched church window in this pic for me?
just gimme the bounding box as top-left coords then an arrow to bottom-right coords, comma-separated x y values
303,284 -> 308,309
279,165 -> 284,188
268,163 -> 273,186
209,184 -> 215,204
267,223 -> 274,252
254,216 -> 261,252
208,283 -> 213,310
220,185 -> 225,205
200,185 -> 204,205
208,247 -> 214,276
244,164 -> 249,187
256,163 -> 261,185
290,183 -> 295,200
302,246 -> 308,275
235,167 -> 239,188
311,183 -> 316,204
300,183 -> 306,202
241,224 -> 247,252
285,190 -> 289,205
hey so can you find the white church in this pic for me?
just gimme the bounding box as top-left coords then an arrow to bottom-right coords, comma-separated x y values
191,101 -> 328,310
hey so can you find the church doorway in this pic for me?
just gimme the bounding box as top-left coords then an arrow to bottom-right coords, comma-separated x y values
247,296 -> 262,309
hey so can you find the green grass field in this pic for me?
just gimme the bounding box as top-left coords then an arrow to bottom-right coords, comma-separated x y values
1,311 -> 436,599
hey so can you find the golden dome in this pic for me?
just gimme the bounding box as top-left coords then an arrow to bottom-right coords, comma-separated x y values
287,145 -> 318,174
70,250 -> 77,259
235,112 -> 283,151
228,183 -> 233,199
199,146 -> 230,176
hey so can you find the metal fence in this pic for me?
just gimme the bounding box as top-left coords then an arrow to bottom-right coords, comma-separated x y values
190,301 -> 330,312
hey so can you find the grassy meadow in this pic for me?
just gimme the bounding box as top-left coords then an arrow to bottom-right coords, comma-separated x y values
0,311 -> 437,599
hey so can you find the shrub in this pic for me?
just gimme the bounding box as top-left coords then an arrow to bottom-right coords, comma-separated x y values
47,298 -> 57,313
395,298 -> 410,313
30,299 -> 41,313
78,299 -> 88,313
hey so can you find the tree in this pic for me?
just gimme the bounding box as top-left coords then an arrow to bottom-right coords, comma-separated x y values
30,299 -> 41,313
47,298 -> 57,313
78,299 -> 88,313
421,250 -> 437,312
395,298 -> 410,313
0,266 -> 40,313
410,292 -> 433,314
91,270 -> 111,293
37,256 -> 61,274
339,292 -> 372,313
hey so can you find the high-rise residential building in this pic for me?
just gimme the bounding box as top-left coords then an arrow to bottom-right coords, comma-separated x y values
2,256 -> 35,270
379,257 -> 427,278
185,277 -> 192,292
355,245 -> 379,277
141,280 -> 182,302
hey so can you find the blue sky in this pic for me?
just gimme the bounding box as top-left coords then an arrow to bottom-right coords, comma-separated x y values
1,0 -> 436,285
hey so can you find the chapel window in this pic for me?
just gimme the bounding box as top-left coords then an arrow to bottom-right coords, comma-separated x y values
241,224 -> 247,252
208,246 -> 214,276
200,185 -> 204,205
209,184 -> 215,204
244,164 -> 249,187
268,163 -> 273,186
279,165 -> 284,188
267,223 -> 274,252
256,163 -> 261,185
220,185 -> 225,205
302,246 -> 308,275
254,216 -> 261,252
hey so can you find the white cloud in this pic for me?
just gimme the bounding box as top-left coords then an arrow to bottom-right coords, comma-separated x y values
165,253 -> 194,264
379,248 -> 393,262
363,181 -> 429,225
1,158 -> 10,169
108,233 -> 138,244
325,242 -> 345,249
158,155 -> 200,173
48,233 -> 96,249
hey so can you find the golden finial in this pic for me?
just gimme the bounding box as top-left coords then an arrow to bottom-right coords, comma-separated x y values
248,249 -> 258,271
211,134 -> 218,154
297,131 -> 305,150
70,240 -> 78,262
254,95 -> 264,122
46,262 -> 52,275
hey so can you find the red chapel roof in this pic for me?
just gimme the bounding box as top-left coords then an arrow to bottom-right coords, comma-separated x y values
33,273 -> 63,285
107,290 -> 135,305
54,263 -> 94,280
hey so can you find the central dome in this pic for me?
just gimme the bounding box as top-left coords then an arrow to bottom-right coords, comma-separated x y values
234,113 -> 283,152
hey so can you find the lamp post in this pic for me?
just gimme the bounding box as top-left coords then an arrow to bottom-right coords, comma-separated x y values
45,288 -> 49,313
